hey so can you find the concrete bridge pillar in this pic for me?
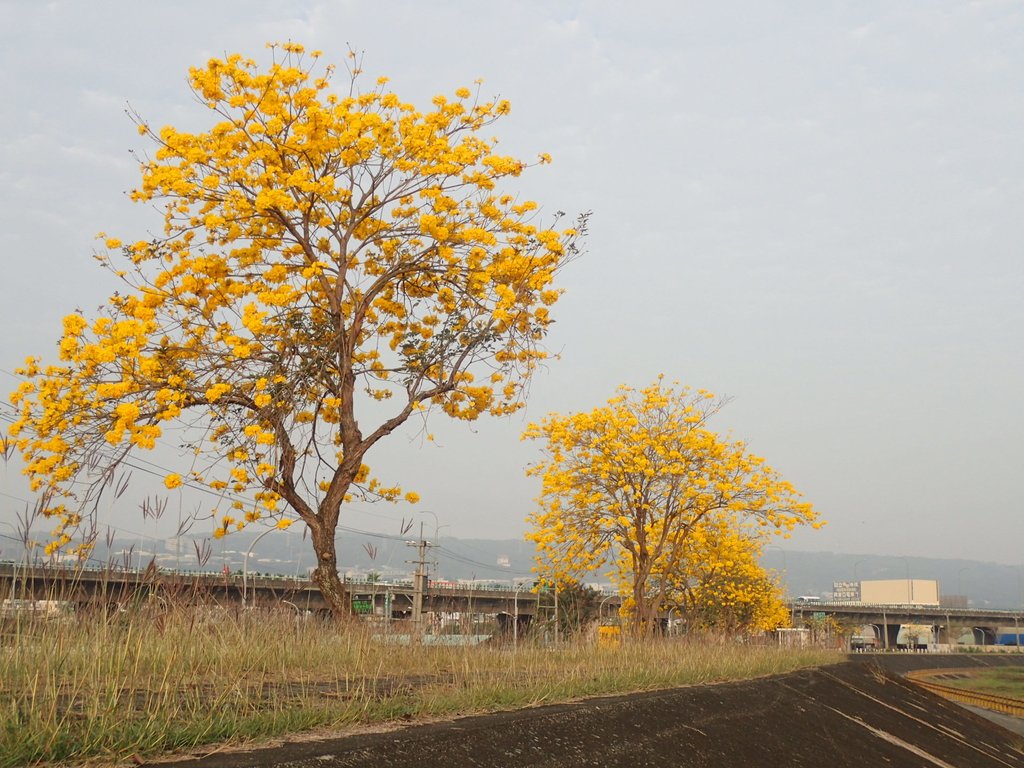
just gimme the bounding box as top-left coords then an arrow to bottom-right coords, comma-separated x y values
882,623 -> 901,649
971,626 -> 997,646
496,612 -> 532,637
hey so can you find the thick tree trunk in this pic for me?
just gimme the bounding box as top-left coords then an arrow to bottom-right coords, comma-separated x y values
632,580 -> 657,637
309,522 -> 349,619
630,553 -> 660,637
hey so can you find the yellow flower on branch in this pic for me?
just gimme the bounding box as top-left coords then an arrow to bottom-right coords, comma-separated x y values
524,378 -> 820,636
6,43 -> 585,617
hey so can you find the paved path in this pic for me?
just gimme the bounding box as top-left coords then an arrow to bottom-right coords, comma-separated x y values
156,661 -> 1024,767
963,705 -> 1024,738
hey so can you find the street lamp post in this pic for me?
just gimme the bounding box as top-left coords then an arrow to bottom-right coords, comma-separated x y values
957,566 -> 971,606
281,600 -> 304,628
1017,566 -> 1023,614
418,510 -> 443,542
900,556 -> 913,605
765,548 -> 786,581
411,511 -> 445,637
0,520 -> 30,601
513,580 -> 528,649
764,544 -> 792,626
851,559 -> 866,606
0,520 -> 33,567
599,592 -> 617,624
242,527 -> 277,609
553,581 -> 560,646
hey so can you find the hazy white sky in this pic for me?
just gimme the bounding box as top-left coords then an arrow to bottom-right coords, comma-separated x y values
1,1 -> 1022,562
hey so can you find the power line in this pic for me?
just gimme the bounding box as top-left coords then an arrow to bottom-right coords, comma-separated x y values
1,368 -> 533,574
0,490 -> 34,505
437,544 -> 533,577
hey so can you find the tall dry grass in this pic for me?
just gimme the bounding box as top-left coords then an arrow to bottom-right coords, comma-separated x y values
0,604 -> 837,767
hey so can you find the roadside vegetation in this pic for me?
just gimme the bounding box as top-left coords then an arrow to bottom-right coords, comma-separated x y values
6,43 -> 586,618
0,41 -> 832,767
941,667 -> 1024,699
0,605 -> 837,767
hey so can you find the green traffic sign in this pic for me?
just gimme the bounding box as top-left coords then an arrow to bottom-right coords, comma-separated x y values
352,599 -> 374,614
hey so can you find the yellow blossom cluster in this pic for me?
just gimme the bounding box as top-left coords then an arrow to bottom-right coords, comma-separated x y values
122,45 -> 579,424
666,516 -> 790,632
523,377 -> 820,635
7,43 -> 580,576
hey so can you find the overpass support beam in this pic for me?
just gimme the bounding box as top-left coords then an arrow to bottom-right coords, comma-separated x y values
973,626 -> 997,646
496,612 -> 532,638
883,623 -> 900,649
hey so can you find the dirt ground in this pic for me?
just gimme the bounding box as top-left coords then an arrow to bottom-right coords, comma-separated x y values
153,655 -> 1024,767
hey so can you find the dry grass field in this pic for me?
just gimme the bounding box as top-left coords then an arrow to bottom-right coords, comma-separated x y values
0,604 -> 836,766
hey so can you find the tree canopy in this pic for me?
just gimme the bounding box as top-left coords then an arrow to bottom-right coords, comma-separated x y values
7,43 -> 584,614
524,378 -> 820,634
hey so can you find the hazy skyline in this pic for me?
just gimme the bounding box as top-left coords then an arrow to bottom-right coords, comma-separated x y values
1,1 -> 1022,563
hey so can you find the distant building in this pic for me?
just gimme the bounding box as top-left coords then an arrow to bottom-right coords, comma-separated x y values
832,580 -> 861,602
831,579 -> 940,606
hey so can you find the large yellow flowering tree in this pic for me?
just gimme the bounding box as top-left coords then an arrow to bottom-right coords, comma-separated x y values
524,378 -> 819,635
7,44 -> 584,615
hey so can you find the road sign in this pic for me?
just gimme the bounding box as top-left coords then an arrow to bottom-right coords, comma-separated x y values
351,598 -> 374,614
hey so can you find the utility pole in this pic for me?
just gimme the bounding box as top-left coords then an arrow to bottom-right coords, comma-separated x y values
406,523 -> 437,638
553,582 -> 560,646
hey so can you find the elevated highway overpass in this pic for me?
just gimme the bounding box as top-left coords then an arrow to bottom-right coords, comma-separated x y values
786,600 -> 1024,647
3,562 -> 1020,645
0,562 -> 548,620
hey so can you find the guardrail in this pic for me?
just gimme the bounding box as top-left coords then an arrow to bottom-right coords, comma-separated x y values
0,561 -> 602,598
788,600 -> 1024,618
907,671 -> 1024,717
0,562 -> 555,596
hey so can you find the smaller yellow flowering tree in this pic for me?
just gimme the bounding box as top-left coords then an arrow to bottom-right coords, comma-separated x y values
665,518 -> 789,634
7,44 -> 585,616
524,377 -> 819,635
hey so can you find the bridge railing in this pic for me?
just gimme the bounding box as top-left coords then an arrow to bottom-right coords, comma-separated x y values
787,600 -> 1024,618
0,561 -> 546,596
11,562 -> 1020,615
